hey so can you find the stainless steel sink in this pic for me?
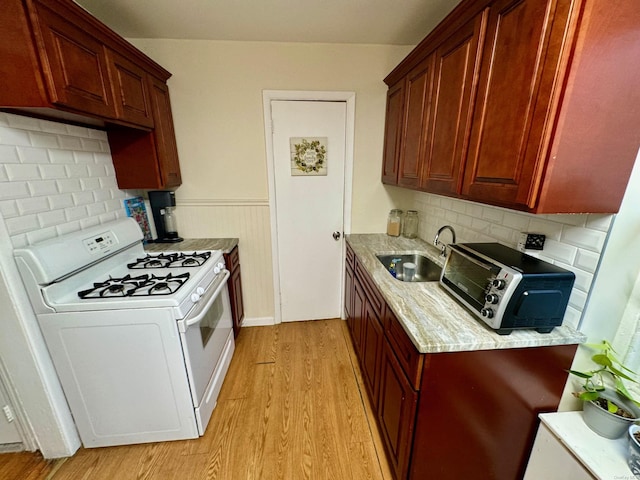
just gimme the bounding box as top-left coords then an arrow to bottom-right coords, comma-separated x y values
376,253 -> 442,282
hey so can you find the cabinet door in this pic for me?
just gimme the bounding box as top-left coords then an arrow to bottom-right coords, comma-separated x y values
462,0 -> 573,208
148,76 -> 182,187
107,49 -> 154,128
378,339 -> 418,480
30,0 -> 116,118
421,11 -> 487,196
229,268 -> 244,337
345,263 -> 355,321
398,57 -> 434,189
361,301 -> 383,406
350,278 -> 366,357
381,80 -> 406,184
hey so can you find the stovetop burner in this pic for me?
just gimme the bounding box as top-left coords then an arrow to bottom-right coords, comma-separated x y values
127,252 -> 211,270
78,272 -> 191,299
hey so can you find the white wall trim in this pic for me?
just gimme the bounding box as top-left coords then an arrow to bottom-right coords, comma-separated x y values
262,90 -> 355,324
178,198 -> 270,207
241,316 -> 276,328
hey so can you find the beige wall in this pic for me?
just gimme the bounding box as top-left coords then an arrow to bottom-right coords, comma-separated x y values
130,39 -> 413,321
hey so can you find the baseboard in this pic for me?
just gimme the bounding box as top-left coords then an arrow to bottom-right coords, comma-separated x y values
241,316 -> 276,327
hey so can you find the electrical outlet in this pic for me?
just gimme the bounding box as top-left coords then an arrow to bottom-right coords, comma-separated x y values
517,233 -> 546,251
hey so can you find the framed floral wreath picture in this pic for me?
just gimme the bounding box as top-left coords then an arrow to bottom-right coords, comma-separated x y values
289,137 -> 328,176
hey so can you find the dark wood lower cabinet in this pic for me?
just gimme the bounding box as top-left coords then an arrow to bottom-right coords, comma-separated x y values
224,246 -> 244,338
344,247 -> 578,480
377,339 -> 418,480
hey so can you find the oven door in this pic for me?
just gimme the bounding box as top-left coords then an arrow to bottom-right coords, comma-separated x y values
177,269 -> 234,433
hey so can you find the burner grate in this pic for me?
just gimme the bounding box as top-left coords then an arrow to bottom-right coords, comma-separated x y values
127,252 -> 211,269
78,272 -> 190,299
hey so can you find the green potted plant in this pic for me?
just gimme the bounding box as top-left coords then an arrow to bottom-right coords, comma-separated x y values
569,340 -> 640,439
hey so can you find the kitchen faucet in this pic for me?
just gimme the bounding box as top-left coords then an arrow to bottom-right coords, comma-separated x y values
434,225 -> 456,257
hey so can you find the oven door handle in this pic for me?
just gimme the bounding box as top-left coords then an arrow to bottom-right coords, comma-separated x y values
184,269 -> 230,329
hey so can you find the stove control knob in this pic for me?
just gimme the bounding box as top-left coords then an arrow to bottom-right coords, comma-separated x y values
196,287 -> 205,295
481,308 -> 494,319
191,293 -> 201,303
214,262 -> 225,274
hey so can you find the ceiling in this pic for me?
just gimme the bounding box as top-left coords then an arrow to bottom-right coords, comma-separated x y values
74,0 -> 458,45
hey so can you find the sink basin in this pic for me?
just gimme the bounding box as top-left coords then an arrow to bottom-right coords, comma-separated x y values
376,253 -> 442,282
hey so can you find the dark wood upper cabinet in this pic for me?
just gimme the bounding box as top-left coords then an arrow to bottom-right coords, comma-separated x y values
107,49 -> 154,128
397,57 -> 434,189
28,0 -> 116,119
383,0 -> 640,214
0,0 -> 183,189
421,10 -> 487,195
381,80 -> 406,185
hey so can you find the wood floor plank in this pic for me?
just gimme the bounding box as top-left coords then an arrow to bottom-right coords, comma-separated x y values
9,319 -> 393,480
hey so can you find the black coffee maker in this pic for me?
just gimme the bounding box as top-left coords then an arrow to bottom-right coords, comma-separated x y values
148,190 -> 183,243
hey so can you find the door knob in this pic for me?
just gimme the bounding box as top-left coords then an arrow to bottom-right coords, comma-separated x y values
333,231 -> 341,241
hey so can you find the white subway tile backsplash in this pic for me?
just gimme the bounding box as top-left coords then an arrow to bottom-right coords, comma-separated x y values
86,202 -> 107,217
58,135 -> 83,151
65,205 -> 88,221
5,163 -> 41,181
73,151 -> 94,164
28,132 -> 59,149
57,178 -> 82,193
561,226 -> 606,252
87,164 -> 107,177
38,210 -> 67,228
65,164 -> 88,178
39,120 -> 68,134
92,188 -> 112,202
0,114 -> 9,127
28,180 -> 57,197
80,138 -> 102,152
18,146 -> 52,164
0,200 -> 18,218
26,226 -> 57,245
0,182 -> 30,200
0,145 -> 20,163
575,249 -> 600,273
94,152 -> 112,164
65,125 -> 91,138
410,191 -> 613,327
88,129 -> 107,140
39,164 -> 67,179
7,115 -> 40,130
99,177 -> 118,189
99,140 -> 110,153
81,178 -> 101,191
0,127 -> 31,146
80,216 -> 100,229
72,191 -> 94,206
11,235 -> 28,249
17,196 -> 49,215
5,214 -> 39,235
56,221 -> 81,236
0,165 -> 7,182
49,150 -> 75,164
48,194 -> 74,210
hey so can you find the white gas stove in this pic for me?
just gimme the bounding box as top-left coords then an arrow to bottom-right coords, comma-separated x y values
14,218 -> 235,448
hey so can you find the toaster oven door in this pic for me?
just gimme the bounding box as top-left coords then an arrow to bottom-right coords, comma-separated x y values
440,245 -> 501,315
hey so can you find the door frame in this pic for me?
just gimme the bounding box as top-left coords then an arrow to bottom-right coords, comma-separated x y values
262,90 -> 355,324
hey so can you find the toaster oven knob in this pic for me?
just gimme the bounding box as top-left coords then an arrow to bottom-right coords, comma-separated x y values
481,308 -> 494,319
485,293 -> 500,304
492,279 -> 506,290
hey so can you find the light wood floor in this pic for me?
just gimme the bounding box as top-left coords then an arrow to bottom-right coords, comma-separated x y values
0,319 -> 393,480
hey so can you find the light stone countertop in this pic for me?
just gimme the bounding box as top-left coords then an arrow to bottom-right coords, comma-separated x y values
346,234 -> 586,354
144,238 -> 238,254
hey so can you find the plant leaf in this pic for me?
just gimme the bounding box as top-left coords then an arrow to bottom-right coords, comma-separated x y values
610,364 -> 639,383
606,399 -> 619,414
592,354 -> 612,367
579,391 -> 600,402
585,341 -> 609,351
568,369 -> 593,379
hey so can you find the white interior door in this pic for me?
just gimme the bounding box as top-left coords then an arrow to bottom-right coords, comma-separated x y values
271,100 -> 346,322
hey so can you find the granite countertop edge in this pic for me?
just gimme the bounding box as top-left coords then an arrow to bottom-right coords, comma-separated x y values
346,233 -> 587,354
143,238 -> 239,254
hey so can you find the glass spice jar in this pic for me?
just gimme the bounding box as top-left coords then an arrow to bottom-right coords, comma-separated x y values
386,209 -> 403,237
403,210 -> 419,239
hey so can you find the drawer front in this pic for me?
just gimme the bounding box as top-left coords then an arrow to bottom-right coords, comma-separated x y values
384,306 -> 423,390
355,259 -> 384,318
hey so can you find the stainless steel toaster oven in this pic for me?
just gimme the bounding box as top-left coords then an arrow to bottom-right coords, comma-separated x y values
440,243 -> 575,335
